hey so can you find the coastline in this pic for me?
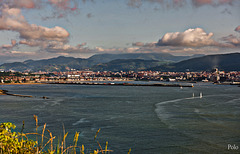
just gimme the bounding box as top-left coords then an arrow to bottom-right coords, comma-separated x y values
0,89 -> 33,97
48,81 -> 194,87
0,82 -> 46,85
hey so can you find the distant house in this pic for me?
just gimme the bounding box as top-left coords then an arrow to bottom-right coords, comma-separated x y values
168,78 -> 176,82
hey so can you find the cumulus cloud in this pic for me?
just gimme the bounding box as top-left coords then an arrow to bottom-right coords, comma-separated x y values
132,42 -> 145,46
132,42 -> 157,47
235,25 -> 240,32
0,39 -> 17,49
0,0 -> 81,20
130,27 -> 240,55
0,5 -> 78,54
157,28 -> 217,47
219,26 -> 240,47
221,34 -> 240,46
10,50 -> 35,55
19,40 -> 44,47
0,6 -> 70,42
46,42 -> 91,53
0,0 -> 97,62
117,45 -> 220,55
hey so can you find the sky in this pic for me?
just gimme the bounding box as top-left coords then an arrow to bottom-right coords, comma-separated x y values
0,0 -> 240,64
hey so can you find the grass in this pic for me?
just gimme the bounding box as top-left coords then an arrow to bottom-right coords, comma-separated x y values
0,115 -> 122,154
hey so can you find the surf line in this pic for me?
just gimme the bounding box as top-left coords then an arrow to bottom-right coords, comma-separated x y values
156,93 -> 205,109
157,95 -> 198,106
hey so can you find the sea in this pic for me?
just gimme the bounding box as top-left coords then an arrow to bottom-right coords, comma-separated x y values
0,82 -> 240,154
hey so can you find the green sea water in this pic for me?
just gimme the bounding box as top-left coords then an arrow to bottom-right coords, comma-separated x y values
0,82 -> 239,153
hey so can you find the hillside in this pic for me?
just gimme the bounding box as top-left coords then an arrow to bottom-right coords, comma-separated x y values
0,53 -> 203,72
91,59 -> 168,72
0,53 -> 239,72
88,53 -> 204,64
150,53 -> 240,72
0,56 -> 93,72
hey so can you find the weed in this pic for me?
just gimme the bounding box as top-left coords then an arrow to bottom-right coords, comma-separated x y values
0,115 -> 117,154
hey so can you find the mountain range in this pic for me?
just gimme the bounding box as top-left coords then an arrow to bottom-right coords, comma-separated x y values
0,53 -> 202,72
150,53 -> 240,72
0,52 -> 239,72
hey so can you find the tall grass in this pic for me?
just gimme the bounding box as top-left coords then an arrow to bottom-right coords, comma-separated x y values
0,115 -> 118,154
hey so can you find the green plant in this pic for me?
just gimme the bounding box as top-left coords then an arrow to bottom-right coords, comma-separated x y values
0,115 -> 117,154
0,122 -> 36,153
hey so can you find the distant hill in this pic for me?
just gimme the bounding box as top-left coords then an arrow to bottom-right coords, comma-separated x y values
1,53 -> 239,72
149,53 -> 240,72
88,53 -> 204,64
0,56 -> 93,72
91,59 -> 169,72
0,53 -> 204,72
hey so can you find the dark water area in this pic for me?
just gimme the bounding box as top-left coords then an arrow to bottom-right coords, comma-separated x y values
0,82 -> 240,153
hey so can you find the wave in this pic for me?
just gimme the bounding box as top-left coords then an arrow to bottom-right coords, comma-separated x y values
72,118 -> 90,126
154,93 -> 240,143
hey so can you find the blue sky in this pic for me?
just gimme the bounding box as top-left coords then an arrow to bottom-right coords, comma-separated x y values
0,0 -> 240,63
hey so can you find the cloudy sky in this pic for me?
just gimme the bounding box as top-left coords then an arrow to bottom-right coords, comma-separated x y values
0,0 -> 240,63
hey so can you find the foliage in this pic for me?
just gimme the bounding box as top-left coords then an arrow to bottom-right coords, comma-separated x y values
0,122 -> 36,153
0,115 -> 120,154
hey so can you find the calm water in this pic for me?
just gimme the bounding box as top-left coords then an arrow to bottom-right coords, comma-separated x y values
0,82 -> 240,153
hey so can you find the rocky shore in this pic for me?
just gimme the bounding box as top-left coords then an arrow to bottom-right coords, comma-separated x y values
0,89 -> 32,97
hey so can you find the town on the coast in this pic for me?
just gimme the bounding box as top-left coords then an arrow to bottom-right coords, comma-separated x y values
1,68 -> 240,85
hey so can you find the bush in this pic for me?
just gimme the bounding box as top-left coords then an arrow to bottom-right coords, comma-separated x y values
0,115 -> 115,154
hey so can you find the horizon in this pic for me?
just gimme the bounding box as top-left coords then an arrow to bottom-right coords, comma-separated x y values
0,0 -> 240,64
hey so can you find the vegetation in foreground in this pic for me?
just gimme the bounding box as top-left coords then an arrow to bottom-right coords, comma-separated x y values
0,115 -> 130,154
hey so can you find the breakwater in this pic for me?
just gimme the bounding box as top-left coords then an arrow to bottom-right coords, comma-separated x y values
0,89 -> 32,97
48,82 -> 194,87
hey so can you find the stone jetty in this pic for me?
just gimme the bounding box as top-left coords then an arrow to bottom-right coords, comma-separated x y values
0,89 -> 32,97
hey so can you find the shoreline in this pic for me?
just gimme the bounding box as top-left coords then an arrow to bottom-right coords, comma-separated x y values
0,89 -> 33,97
0,82 -> 46,85
0,81 -> 239,86
49,82 -> 194,87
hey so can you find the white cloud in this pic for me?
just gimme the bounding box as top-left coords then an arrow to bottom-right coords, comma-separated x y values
0,5 -> 88,54
235,25 -> 240,32
46,43 -> 91,53
132,42 -> 156,47
10,50 -> 35,55
0,39 -> 17,50
157,28 -> 217,47
221,34 -> 240,46
130,27 -> 240,55
0,6 -> 70,42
